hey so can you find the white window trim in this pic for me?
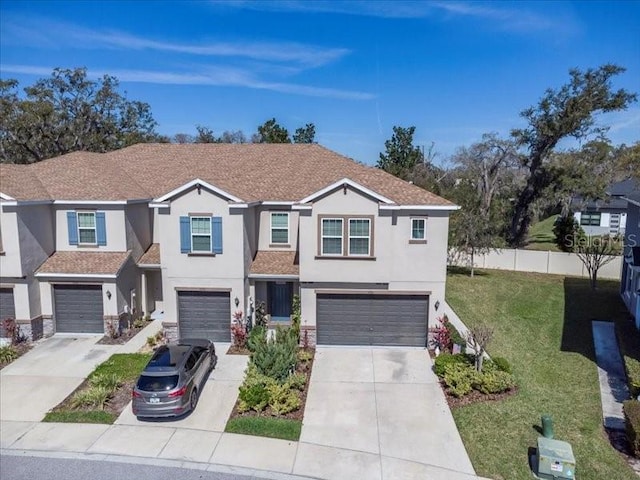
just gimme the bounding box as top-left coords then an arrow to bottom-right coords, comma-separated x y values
77,211 -> 97,245
190,216 -> 212,252
348,218 -> 371,256
321,218 -> 343,256
410,217 -> 427,240
270,212 -> 290,245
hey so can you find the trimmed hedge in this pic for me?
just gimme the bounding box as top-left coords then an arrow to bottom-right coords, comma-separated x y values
624,400 -> 640,457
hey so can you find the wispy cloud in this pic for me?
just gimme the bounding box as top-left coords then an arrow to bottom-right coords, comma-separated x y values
0,64 -> 375,101
1,16 -> 350,68
213,0 -> 571,34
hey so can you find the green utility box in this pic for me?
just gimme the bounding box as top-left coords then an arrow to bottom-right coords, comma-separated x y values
536,437 -> 576,479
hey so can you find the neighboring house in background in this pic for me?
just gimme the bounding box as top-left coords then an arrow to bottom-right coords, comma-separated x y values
0,144 -> 458,347
621,188 -> 640,329
572,179 -> 640,236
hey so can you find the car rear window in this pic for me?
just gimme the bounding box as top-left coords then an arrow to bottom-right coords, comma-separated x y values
136,375 -> 179,392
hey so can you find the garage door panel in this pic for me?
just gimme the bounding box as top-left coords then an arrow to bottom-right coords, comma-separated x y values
317,293 -> 428,347
178,291 -> 230,342
54,285 -> 104,333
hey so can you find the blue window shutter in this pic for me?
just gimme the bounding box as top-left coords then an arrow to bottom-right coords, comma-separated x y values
96,212 -> 107,246
67,212 -> 78,245
180,216 -> 191,253
212,217 -> 223,254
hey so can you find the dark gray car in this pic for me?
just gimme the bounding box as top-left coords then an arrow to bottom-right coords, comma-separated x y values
132,338 -> 217,418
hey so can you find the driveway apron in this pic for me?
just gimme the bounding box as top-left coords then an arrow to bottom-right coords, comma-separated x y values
296,347 -> 475,479
0,335 -> 114,422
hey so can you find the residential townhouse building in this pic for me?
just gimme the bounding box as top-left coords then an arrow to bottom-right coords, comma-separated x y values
0,144 -> 458,347
621,189 -> 640,328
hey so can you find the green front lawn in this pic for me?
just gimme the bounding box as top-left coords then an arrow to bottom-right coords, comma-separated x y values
43,353 -> 152,424
225,416 -> 302,441
525,215 -> 560,251
446,268 -> 637,480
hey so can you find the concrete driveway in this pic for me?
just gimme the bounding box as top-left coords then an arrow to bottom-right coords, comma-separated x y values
294,347 -> 476,480
0,335 -> 116,422
115,344 -> 248,432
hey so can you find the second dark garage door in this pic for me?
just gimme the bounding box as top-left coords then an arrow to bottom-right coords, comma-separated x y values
317,293 -> 429,347
54,285 -> 104,333
178,291 -> 231,342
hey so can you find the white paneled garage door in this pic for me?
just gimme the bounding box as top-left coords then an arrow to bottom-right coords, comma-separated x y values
317,293 -> 429,347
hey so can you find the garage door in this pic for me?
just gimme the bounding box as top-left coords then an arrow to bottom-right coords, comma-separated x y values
0,288 -> 15,321
54,285 -> 104,333
317,293 -> 429,347
178,291 -> 230,342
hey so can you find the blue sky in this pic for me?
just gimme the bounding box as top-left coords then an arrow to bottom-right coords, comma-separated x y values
1,1 -> 639,165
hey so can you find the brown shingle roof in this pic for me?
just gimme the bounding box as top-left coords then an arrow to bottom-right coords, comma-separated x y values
250,251 -> 299,276
1,144 -> 455,206
138,243 -> 161,265
36,251 -> 131,276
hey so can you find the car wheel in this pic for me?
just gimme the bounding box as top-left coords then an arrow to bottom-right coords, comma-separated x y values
190,388 -> 199,411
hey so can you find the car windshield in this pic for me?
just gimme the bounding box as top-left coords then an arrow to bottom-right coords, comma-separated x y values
136,375 -> 179,392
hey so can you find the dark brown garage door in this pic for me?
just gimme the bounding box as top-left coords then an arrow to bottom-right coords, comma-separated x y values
54,285 -> 104,333
178,291 -> 231,342
317,293 -> 429,347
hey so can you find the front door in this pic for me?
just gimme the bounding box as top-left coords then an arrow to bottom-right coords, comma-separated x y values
269,282 -> 292,322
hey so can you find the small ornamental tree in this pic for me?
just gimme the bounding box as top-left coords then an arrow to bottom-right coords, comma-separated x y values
231,310 -> 247,348
575,235 -> 618,290
466,324 -> 494,372
553,215 -> 583,252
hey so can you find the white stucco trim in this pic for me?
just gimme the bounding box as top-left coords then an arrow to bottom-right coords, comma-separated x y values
1,199 -> 53,206
249,274 -> 300,280
154,178 -> 243,203
299,178 -> 395,205
0,192 -> 16,201
379,204 -> 461,211
35,272 -> 117,279
623,196 -> 640,207
292,204 -> 313,211
149,202 -> 170,208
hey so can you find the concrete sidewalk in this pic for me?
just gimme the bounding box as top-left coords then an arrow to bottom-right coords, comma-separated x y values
592,321 -> 630,431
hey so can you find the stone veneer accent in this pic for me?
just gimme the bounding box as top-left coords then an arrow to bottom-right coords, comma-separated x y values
42,315 -> 54,337
103,313 -> 129,336
16,316 -> 44,341
162,322 -> 178,343
300,325 -> 317,347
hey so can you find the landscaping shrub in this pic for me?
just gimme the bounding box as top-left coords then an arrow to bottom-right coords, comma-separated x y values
624,358 -> 640,398
267,382 -> 301,415
70,386 -> 111,410
447,322 -> 466,349
297,349 -> 313,363
0,345 -> 18,364
247,325 -> 267,352
476,370 -> 516,394
132,317 -> 147,329
624,400 -> 640,457
291,295 -> 301,344
433,353 -> 472,377
231,321 -> 248,349
443,363 -> 478,398
491,356 -> 513,374
431,315 -> 452,351
1,318 -> 27,345
251,326 -> 297,382
238,364 -> 276,413
254,301 -> 268,328
89,373 -> 122,392
288,372 -> 307,391
553,215 -> 582,252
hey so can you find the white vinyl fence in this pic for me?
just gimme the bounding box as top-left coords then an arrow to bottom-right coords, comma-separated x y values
448,248 -> 622,280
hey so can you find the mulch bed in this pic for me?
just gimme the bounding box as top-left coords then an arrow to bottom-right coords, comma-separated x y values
229,347 -> 315,422
605,427 -> 640,475
443,382 -> 518,409
50,376 -> 135,418
226,345 -> 250,355
0,342 -> 32,370
97,322 -> 151,345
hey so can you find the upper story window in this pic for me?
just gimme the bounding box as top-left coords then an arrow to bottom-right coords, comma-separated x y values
321,218 -> 343,255
77,212 -> 97,244
271,213 -> 289,245
179,215 -> 223,255
349,219 -> 371,256
320,216 -> 374,258
580,212 -> 601,226
67,211 -> 106,246
411,218 -> 426,240
190,216 -> 212,252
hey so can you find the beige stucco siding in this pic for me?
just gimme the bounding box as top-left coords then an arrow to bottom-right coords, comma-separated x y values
55,206 -> 127,251
298,187 -> 450,328
1,207 -> 24,277
125,203 -> 153,261
157,187 -> 246,323
257,207 -> 299,251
